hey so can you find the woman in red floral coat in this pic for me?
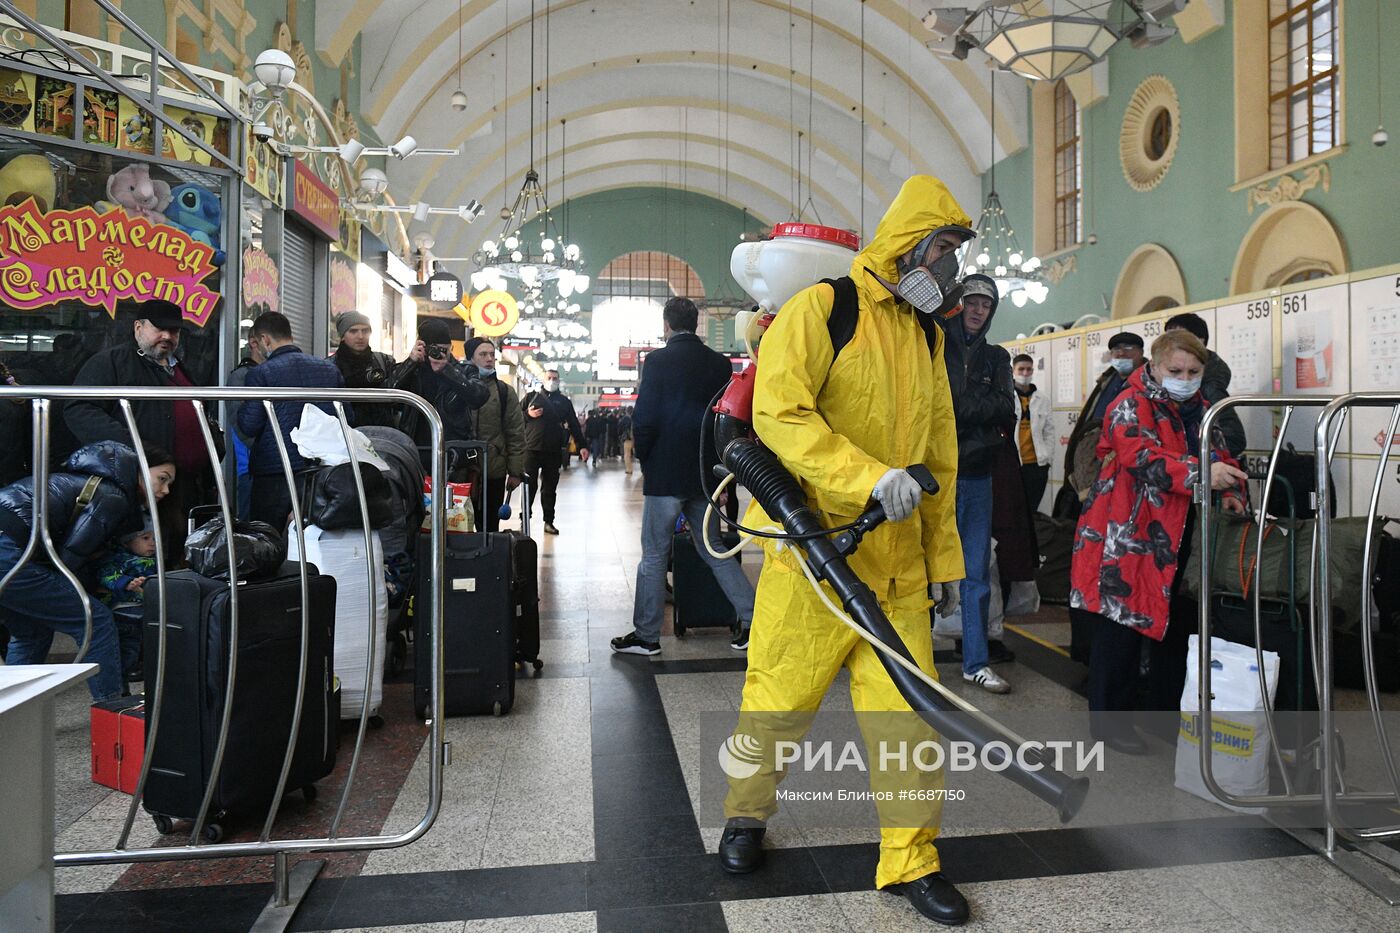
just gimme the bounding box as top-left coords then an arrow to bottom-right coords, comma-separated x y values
1069,329 -> 1248,753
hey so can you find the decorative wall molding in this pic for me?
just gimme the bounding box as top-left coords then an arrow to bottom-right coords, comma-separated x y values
1247,162 -> 1331,214
1120,75 -> 1180,192
1043,253 -> 1078,285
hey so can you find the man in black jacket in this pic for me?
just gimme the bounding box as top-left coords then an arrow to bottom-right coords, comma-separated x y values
611,298 -> 755,656
941,273 -> 1016,694
64,299 -> 213,556
395,317 -> 490,477
333,311 -> 410,429
521,369 -> 589,534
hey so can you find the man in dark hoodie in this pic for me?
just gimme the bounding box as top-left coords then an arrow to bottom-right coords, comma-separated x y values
941,272 -> 1016,694
0,441 -> 176,700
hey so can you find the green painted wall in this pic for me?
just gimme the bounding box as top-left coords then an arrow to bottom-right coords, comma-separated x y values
985,1 -> 1400,342
520,186 -> 766,372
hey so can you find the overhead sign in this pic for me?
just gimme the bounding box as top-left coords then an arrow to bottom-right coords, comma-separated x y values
288,160 -> 340,239
0,200 -> 220,325
618,344 -> 663,369
413,271 -> 463,307
466,289 -> 520,337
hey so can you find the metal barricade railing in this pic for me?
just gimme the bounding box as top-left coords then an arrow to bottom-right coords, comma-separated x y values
1197,393 -> 1400,903
0,386 -> 447,931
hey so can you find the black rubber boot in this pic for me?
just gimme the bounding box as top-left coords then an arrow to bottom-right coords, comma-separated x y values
885,872 -> 970,926
718,820 -> 766,874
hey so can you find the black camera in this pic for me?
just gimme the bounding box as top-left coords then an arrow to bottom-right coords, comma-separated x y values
362,365 -> 386,386
426,344 -> 450,361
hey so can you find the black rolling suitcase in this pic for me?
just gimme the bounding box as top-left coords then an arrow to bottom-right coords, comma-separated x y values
507,482 -> 542,672
141,564 -> 339,841
671,523 -> 742,637
415,441 -> 516,718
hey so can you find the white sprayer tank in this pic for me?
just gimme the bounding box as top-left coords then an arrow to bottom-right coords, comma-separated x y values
730,223 -> 860,313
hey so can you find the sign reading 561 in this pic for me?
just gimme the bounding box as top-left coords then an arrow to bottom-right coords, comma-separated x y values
465,289 -> 520,337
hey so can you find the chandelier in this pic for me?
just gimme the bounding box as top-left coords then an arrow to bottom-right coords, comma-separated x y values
469,1 -> 587,315
966,71 -> 1047,307
927,1 -> 1181,83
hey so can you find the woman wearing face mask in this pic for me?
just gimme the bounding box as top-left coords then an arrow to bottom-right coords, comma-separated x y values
1068,329 -> 1248,754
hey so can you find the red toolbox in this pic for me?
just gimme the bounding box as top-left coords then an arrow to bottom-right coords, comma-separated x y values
90,696 -> 146,794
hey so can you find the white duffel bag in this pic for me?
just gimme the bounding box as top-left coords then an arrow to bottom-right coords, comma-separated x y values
289,525 -> 387,719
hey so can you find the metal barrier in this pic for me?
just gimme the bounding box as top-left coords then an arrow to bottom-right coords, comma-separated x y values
1197,393 -> 1400,903
0,386 -> 447,931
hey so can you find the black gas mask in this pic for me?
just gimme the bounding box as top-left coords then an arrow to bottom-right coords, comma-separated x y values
894,227 -> 970,318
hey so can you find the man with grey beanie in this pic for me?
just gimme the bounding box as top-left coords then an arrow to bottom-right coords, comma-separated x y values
333,311 -> 409,429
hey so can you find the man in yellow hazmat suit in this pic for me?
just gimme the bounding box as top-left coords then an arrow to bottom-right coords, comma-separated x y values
721,175 -> 973,926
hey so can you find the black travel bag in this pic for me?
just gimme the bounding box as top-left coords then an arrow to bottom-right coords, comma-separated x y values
506,481 -> 542,672
414,441 -> 517,718
141,562 -> 339,841
671,522 -> 742,637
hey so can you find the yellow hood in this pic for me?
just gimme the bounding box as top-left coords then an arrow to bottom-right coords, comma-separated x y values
851,174 -> 972,284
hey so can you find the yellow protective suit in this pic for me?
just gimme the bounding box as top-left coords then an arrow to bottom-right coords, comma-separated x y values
724,175 -> 968,889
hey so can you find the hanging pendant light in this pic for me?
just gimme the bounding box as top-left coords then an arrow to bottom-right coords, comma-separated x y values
471,0 -> 585,309
970,71 -> 1048,304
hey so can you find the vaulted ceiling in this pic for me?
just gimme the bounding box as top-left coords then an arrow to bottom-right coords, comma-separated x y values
312,0 -> 1027,260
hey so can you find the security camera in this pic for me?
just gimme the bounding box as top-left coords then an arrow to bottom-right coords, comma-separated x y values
252,121 -> 274,141
1373,126 -> 1389,147
1087,232 -> 1099,246
390,135 -> 419,159
450,90 -> 469,112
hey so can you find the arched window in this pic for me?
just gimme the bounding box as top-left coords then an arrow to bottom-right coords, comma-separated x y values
593,252 -> 707,379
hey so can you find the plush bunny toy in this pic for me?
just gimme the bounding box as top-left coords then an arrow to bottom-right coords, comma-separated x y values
97,163 -> 171,224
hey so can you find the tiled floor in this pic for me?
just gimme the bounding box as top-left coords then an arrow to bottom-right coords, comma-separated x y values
45,460 -> 1400,931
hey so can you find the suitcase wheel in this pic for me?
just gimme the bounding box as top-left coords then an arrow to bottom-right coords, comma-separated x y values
302,784 -> 318,802
369,714 -> 385,730
152,814 -> 175,835
532,658 -> 543,672
492,701 -> 503,717
202,822 -> 224,844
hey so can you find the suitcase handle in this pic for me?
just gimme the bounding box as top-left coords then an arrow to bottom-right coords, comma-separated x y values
443,440 -> 490,553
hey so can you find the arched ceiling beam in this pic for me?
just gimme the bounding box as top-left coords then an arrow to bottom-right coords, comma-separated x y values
355,0 -> 1020,169
402,100 -> 879,229
421,129 -> 855,244
426,159 -> 801,260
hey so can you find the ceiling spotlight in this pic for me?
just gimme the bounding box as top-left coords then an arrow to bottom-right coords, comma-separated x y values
921,7 -> 969,39
458,200 -> 484,222
390,135 -> 419,159
412,201 -> 431,223
357,167 -> 388,197
254,48 -> 297,93
450,90 -> 469,112
337,139 -> 366,163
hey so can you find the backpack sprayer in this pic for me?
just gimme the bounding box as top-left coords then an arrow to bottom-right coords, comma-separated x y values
701,223 -> 1089,822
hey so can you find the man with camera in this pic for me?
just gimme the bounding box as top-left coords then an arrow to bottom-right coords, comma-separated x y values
333,312 -> 408,429
396,317 -> 491,477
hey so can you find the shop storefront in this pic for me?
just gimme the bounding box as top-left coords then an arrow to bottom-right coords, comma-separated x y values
0,52 -> 239,393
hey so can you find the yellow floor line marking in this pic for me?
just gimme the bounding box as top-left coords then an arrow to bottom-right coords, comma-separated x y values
1005,623 -> 1072,659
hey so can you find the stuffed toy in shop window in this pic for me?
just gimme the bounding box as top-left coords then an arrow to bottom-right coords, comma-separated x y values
0,140 -> 56,212
95,162 -> 170,224
164,183 -> 225,265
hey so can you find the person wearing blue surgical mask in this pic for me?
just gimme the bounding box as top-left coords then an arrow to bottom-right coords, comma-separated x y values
1068,328 -> 1248,755
1059,331 -> 1146,520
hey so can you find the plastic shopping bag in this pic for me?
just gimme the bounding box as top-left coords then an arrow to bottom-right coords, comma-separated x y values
932,547 -> 1004,639
290,404 -> 390,472
1004,580 -> 1042,617
1174,634 -> 1280,813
